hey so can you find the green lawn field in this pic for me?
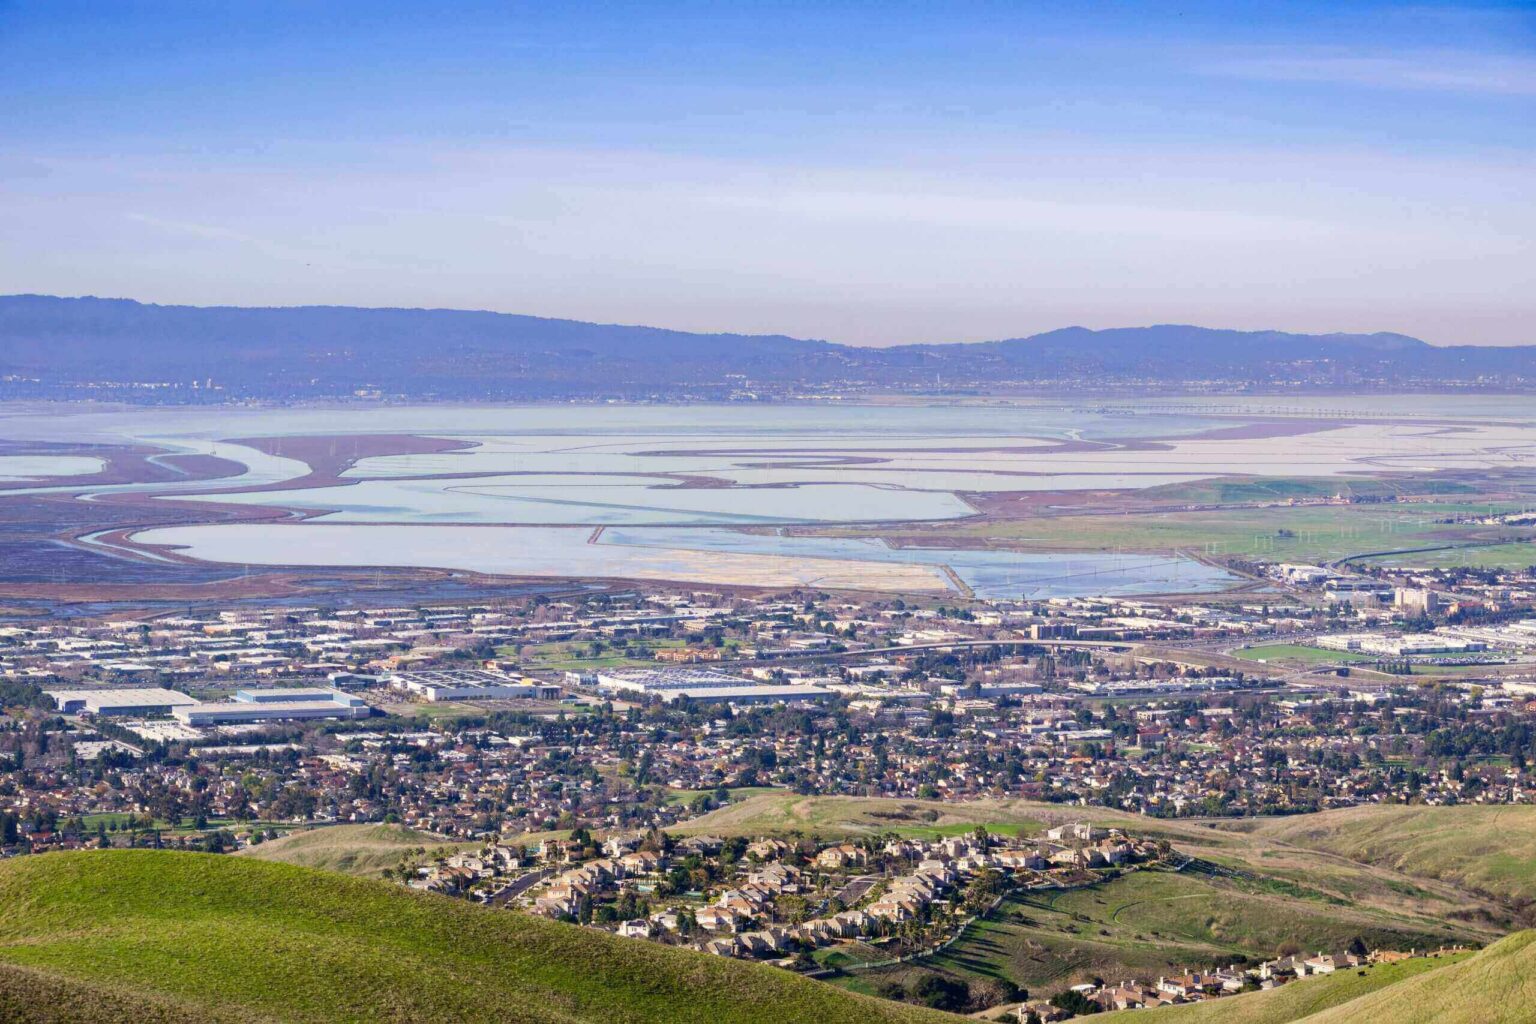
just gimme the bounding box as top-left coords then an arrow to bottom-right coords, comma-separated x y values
1233,645 -> 1375,665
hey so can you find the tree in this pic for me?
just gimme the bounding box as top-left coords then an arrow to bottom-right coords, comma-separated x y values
1050,989 -> 1102,1015
911,974 -> 970,1012
973,977 -> 1021,1006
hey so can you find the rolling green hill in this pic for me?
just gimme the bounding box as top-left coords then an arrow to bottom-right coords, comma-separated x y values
830,863 -> 1473,1002
678,795 -> 1504,939
706,797 -> 1498,1002
235,823 -> 477,877
1302,930 -> 1536,1024
1096,930 -> 1535,1024
0,850 -> 961,1024
0,961 -> 263,1024
1239,806 -> 1536,902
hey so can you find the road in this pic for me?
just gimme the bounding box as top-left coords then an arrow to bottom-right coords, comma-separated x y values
832,874 -> 880,906
487,867 -> 553,907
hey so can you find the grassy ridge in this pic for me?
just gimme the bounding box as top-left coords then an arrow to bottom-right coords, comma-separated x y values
0,851 -> 961,1024
1303,930 -> 1536,1024
235,823 -> 477,877
0,961 -> 268,1024
1244,806 -> 1536,902
831,866 -> 1466,1000
712,797 -> 1496,1001
680,795 -> 1503,941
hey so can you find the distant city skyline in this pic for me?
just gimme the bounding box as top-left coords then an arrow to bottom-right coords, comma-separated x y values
1,1 -> 1532,346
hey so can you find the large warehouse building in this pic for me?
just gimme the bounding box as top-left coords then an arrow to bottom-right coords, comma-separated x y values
390,669 -> 561,703
48,684 -> 376,727
594,669 -> 833,705
46,688 -> 200,717
174,690 -> 372,726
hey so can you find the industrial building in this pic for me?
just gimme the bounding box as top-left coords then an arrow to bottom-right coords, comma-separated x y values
46,687 -> 200,716
595,668 -> 832,705
390,669 -> 561,702
1316,633 -> 1487,657
173,693 -> 372,726
648,684 -> 834,705
939,682 -> 1044,698
595,668 -> 757,695
234,687 -> 360,704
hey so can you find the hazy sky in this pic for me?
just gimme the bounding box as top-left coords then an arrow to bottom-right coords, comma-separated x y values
1,1 -> 1532,345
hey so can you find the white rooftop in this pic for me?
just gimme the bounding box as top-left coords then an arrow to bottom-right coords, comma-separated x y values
46,687 -> 199,710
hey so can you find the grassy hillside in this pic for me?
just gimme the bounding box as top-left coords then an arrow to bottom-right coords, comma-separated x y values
0,961 -> 265,1024
1093,950 -> 1465,1024
0,851 -> 960,1024
236,823 -> 477,877
679,796 -> 1504,937
710,797 -> 1499,1002
831,863 -> 1470,1001
1303,930 -> 1536,1024
1097,931 -> 1535,1024
1240,806 -> 1536,902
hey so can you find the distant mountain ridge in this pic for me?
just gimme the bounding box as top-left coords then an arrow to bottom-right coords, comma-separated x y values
1,294 -> 1530,400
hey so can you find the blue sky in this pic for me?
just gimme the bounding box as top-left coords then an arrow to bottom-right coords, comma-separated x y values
1,1 -> 1532,344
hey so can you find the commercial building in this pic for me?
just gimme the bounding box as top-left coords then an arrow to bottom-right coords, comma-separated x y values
651,684 -> 835,705
1441,620 -> 1536,653
1316,633 -> 1486,657
46,687 -> 200,717
939,682 -> 1044,698
1395,588 -> 1442,615
390,669 -> 561,702
595,669 -> 832,705
173,694 -> 372,727
595,668 -> 757,695
234,687 -> 358,704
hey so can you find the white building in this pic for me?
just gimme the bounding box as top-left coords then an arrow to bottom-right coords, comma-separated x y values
174,696 -> 372,726
46,688 -> 200,716
390,669 -> 560,702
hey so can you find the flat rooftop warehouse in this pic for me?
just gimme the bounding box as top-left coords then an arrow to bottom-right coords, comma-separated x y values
594,668 -> 757,693
390,669 -> 520,688
390,668 -> 560,703
46,688 -> 200,715
650,684 -> 835,705
234,687 -> 360,704
174,700 -> 373,726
